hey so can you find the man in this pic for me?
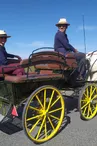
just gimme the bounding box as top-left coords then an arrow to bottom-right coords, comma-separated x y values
54,18 -> 85,62
0,30 -> 25,75
54,18 -> 86,79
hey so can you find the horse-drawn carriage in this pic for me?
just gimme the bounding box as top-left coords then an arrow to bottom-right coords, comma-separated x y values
0,47 -> 97,143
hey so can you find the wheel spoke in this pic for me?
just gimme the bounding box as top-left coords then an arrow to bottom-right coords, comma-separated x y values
82,106 -> 87,115
87,104 -> 90,117
50,96 -> 60,108
89,104 -> 93,115
49,114 -> 60,120
36,116 -> 46,140
47,116 -> 55,130
86,87 -> 89,97
29,119 -> 41,133
36,95 -> 44,109
44,89 -> 46,110
44,118 -> 47,137
26,115 -> 42,122
49,107 -> 62,114
81,101 -> 90,110
29,106 -> 40,112
91,95 -> 97,101
90,87 -> 96,99
83,93 -> 88,100
81,99 -> 87,102
90,86 -> 92,98
92,104 -> 97,111
47,90 -> 55,110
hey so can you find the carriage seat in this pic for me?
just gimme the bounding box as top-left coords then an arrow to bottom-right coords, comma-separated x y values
4,51 -> 77,83
32,51 -> 77,71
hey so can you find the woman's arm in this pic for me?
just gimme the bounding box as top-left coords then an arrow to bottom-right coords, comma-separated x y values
7,53 -> 22,61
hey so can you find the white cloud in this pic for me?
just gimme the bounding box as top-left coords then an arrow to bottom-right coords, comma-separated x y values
78,25 -> 97,31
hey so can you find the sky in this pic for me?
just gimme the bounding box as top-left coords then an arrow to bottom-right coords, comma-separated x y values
0,0 -> 97,58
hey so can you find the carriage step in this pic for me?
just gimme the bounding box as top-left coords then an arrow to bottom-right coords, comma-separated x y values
60,90 -> 74,96
60,90 -> 79,98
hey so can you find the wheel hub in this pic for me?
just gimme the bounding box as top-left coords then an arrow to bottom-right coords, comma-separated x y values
39,109 -> 48,116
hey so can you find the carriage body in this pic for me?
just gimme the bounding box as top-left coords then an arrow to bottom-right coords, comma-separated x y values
0,47 -> 97,143
0,48 -> 77,100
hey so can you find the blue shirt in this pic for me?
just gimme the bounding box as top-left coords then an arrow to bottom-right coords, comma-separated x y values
54,30 -> 75,54
0,45 -> 14,65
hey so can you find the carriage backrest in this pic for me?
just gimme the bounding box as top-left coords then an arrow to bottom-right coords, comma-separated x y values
20,51 -> 77,73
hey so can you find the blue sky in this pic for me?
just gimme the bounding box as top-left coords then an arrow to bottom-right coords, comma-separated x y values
0,0 -> 97,58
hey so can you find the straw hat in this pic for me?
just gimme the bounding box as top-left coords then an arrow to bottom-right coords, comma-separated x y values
56,18 -> 70,26
0,30 -> 11,38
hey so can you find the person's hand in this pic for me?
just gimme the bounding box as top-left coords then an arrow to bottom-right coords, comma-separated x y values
14,55 -> 22,61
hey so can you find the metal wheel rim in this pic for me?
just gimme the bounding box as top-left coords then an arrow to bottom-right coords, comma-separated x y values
80,84 -> 97,120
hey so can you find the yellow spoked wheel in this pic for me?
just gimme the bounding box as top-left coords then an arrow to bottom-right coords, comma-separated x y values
79,84 -> 97,120
22,85 -> 65,143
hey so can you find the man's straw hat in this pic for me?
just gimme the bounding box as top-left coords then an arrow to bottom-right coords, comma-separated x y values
0,30 -> 11,38
56,18 -> 70,26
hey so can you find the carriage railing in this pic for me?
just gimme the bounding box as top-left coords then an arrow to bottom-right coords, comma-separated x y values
20,48 -> 77,78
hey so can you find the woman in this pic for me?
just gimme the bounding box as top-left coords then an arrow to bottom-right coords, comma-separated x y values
0,30 -> 25,76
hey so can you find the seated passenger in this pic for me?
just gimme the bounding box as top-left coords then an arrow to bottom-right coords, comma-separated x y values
0,30 -> 25,76
54,18 -> 86,78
